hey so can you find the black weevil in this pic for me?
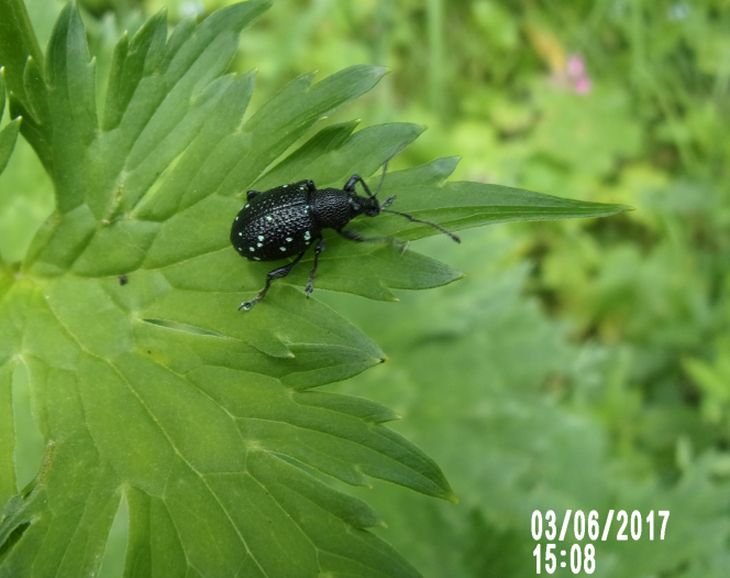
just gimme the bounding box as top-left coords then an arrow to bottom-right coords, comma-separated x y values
230,164 -> 460,311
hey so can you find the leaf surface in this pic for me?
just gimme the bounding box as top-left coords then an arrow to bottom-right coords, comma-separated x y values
0,2 -> 624,577
0,68 -> 21,177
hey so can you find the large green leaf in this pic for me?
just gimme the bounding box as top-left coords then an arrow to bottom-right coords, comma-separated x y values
0,2 -> 624,577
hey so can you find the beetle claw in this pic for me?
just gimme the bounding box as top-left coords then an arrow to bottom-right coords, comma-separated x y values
239,299 -> 256,312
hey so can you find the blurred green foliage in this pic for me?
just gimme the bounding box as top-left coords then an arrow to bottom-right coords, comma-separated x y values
4,0 -> 729,575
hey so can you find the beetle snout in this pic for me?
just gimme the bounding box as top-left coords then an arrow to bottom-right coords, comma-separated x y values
355,195 -> 380,217
349,194 -> 380,217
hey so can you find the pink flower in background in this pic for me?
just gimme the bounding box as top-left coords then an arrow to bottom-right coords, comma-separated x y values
566,55 -> 586,78
551,54 -> 593,95
566,54 -> 592,94
573,75 -> 592,94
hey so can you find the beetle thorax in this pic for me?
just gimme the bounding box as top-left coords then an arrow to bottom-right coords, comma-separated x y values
311,188 -> 379,230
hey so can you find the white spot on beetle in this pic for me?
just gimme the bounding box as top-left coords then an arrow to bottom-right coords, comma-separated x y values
237,246 -> 244,252
283,184 -> 288,188
265,215 -> 273,222
285,237 -> 293,243
303,230 -> 311,241
279,246 -> 287,252
235,215 -> 239,221
238,232 -> 243,237
257,235 -> 265,241
253,256 -> 261,261
249,247 -> 255,252
244,203 -> 250,209
256,242 -> 263,248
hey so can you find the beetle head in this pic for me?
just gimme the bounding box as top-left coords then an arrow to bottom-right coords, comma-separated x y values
345,162 -> 461,243
349,193 -> 381,217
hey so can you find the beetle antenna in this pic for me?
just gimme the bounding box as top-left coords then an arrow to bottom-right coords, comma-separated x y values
381,206 -> 461,243
373,160 -> 389,199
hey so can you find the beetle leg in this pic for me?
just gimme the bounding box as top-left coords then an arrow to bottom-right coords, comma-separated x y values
344,161 -> 389,198
343,175 -> 362,194
305,236 -> 325,296
239,251 -> 306,311
343,174 -> 375,198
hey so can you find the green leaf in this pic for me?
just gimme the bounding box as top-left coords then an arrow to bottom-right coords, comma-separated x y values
0,117 -> 20,177
0,2 -> 625,577
344,173 -> 627,241
0,380 -> 12,507
0,68 -> 21,176
0,68 -> 5,117
0,0 -> 44,114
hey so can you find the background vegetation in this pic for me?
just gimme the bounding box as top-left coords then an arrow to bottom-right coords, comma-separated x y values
1,0 -> 728,576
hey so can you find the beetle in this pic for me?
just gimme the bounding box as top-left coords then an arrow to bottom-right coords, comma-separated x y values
230,165 -> 460,311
